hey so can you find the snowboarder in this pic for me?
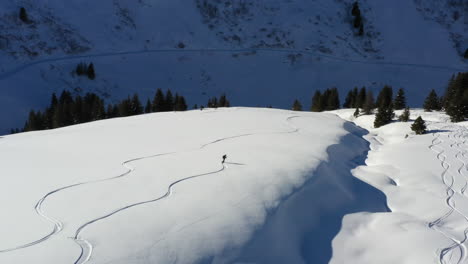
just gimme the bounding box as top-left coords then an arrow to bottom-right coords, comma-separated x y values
222,154 -> 227,164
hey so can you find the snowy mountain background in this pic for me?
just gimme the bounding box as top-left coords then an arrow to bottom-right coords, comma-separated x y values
0,0 -> 467,132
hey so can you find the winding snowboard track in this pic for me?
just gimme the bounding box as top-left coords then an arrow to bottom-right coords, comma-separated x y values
0,48 -> 464,81
72,115 -> 300,264
429,126 -> 468,264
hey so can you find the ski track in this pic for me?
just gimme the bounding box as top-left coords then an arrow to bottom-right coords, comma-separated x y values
429,123 -> 468,264
72,114 -> 300,264
0,48 -> 464,81
0,113 -> 299,263
0,152 -> 176,253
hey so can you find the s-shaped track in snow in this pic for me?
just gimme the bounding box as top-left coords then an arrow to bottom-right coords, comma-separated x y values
72,115 -> 300,264
429,125 -> 468,264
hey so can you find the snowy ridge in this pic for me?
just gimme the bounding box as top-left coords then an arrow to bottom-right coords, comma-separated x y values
0,108 -> 389,263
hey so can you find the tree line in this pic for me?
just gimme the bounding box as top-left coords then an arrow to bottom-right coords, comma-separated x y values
17,89 -> 189,133
15,89 -> 234,133
291,71 -> 467,128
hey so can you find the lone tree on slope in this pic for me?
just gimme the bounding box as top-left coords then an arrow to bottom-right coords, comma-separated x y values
464,48 -> 468,59
411,116 -> 427,135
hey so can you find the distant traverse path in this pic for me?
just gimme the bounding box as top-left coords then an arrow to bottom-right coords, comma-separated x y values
0,47 -> 465,80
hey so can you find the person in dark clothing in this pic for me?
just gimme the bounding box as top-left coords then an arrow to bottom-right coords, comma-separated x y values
222,154 -> 227,164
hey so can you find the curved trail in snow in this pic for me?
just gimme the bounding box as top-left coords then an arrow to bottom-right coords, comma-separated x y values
72,114 -> 300,264
429,126 -> 468,264
0,152 -> 176,253
0,48 -> 464,81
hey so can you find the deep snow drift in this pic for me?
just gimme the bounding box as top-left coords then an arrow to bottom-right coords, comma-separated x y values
0,107 -> 387,263
331,109 -> 468,264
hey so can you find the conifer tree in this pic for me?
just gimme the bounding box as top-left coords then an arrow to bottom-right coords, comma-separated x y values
19,7 -> 28,23
152,89 -> 165,112
352,2 -> 361,17
292,99 -> 302,111
343,89 -> 355,108
398,107 -> 410,122
145,99 -> 152,113
118,97 -> 132,117
130,94 -> 143,115
464,48 -> 468,59
374,86 -> 395,127
76,62 -> 87,76
353,107 -> 360,118
374,105 -> 394,128
326,88 -> 340,110
376,85 -> 393,108
444,72 -> 468,122
356,87 -> 366,108
311,91 -> 322,112
218,94 -> 230,107
45,93 -> 58,129
363,90 -> 375,115
359,24 -> 364,36
393,88 -> 406,110
351,87 -> 359,108
411,116 -> 427,135
164,90 -> 174,111
423,89 -> 440,112
177,96 -> 188,111
73,95 -> 84,123
106,104 -> 118,118
87,63 -> 96,80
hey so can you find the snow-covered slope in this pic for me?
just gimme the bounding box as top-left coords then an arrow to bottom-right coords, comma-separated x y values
0,107 -> 387,263
331,109 -> 468,264
0,0 -> 466,133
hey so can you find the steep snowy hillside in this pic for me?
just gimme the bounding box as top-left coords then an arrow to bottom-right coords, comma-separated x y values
0,108 -> 387,264
331,109 -> 468,264
0,0 -> 466,132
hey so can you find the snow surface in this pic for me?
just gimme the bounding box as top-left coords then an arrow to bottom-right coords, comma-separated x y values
331,109 -> 468,264
0,107 -> 387,263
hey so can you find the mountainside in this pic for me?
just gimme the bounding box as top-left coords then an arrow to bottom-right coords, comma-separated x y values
0,0 -> 467,132
2,107 -> 468,263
